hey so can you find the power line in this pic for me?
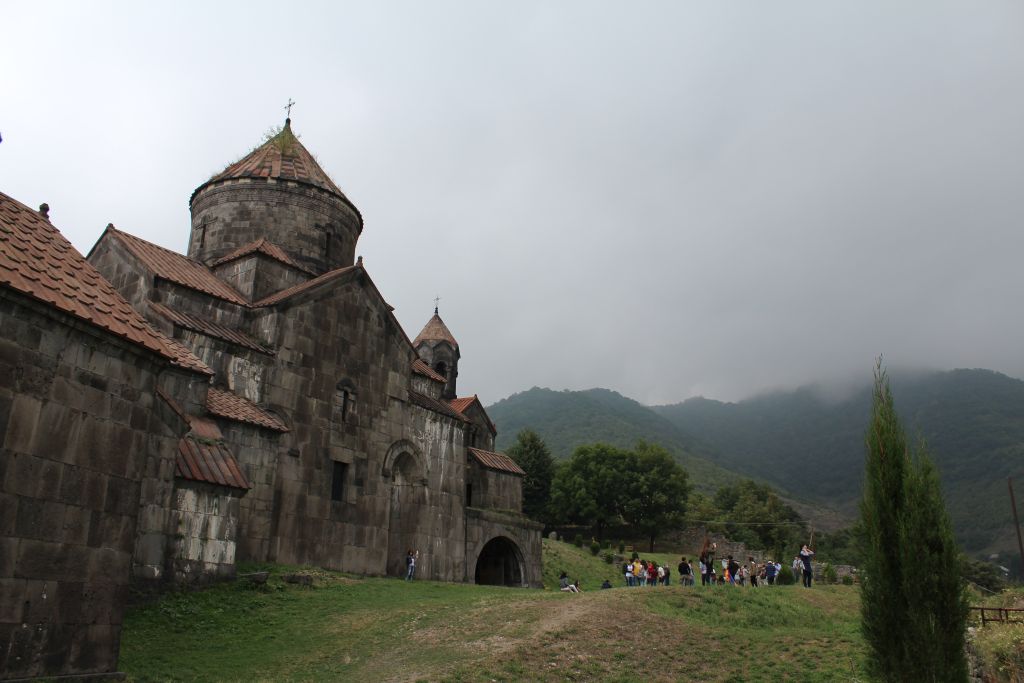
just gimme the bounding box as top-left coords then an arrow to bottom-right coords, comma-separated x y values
686,519 -> 811,527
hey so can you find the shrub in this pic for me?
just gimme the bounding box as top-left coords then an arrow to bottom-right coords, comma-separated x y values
589,540 -> 601,556
631,551 -> 639,561
602,552 -> 615,564
776,566 -> 796,585
618,541 -> 625,553
601,539 -> 611,550
573,534 -> 584,548
823,563 -> 838,584
842,574 -> 854,586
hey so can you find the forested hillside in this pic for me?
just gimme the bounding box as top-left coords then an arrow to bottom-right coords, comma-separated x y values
654,369 -> 1024,557
488,387 -> 739,492
487,369 -> 1024,558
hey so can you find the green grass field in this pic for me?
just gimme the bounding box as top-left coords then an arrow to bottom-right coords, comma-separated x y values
119,541 -> 868,682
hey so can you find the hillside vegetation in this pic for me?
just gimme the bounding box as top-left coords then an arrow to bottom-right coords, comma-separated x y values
120,552 -> 867,682
489,387 -> 740,493
488,369 -> 1024,557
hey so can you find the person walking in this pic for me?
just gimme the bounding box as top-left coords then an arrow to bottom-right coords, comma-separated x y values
748,556 -> 759,588
678,557 -> 693,586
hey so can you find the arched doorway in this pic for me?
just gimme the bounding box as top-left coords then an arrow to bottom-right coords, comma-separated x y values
385,449 -> 427,577
475,536 -> 524,587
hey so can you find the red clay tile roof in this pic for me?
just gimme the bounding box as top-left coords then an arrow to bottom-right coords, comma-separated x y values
409,390 -> 469,422
254,265 -> 357,307
106,227 -> 249,305
468,448 -> 525,476
212,238 -> 314,275
0,191 -> 211,376
413,310 -> 459,349
207,387 -> 289,432
412,358 -> 446,383
192,121 -> 361,227
449,395 -> 497,435
150,302 -> 273,354
176,435 -> 252,490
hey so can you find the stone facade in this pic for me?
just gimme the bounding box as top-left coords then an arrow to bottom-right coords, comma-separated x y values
86,119 -> 542,588
0,281 -> 189,679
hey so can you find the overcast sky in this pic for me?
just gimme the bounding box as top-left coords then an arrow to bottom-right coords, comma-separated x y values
3,1 -> 1023,405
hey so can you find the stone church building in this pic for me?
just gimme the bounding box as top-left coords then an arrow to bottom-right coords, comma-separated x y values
0,119 -> 540,680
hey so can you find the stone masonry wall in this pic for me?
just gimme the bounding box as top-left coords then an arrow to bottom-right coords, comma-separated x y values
467,461 -> 522,512
0,291 -> 177,679
169,481 -> 242,585
189,179 -> 361,275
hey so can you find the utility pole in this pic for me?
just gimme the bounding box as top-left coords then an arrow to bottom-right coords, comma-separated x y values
1009,477 -> 1024,580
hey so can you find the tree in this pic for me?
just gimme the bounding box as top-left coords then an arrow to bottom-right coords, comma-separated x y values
548,443 -> 631,538
859,363 -> 968,682
621,441 -> 689,552
506,429 -> 556,522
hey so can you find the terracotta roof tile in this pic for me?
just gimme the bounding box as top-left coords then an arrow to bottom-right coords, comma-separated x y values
449,395 -> 497,435
176,435 -> 252,490
254,265 -> 357,307
150,302 -> 273,354
192,122 -> 360,225
468,448 -> 525,476
409,390 -> 469,422
0,192 -> 211,375
212,238 -> 315,275
107,228 -> 249,305
412,358 -> 446,383
207,387 -> 289,432
413,310 -> 459,349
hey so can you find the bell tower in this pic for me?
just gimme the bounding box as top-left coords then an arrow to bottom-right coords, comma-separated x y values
413,306 -> 460,400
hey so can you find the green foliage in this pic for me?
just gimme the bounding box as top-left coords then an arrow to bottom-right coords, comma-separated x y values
859,364 -> 968,682
506,429 -> 556,522
962,557 -> 1006,593
776,565 -> 796,585
589,540 -> 601,556
621,441 -> 690,552
602,551 -> 615,564
573,533 -> 584,547
709,479 -> 803,559
654,368 -> 1024,558
814,525 -> 864,566
617,541 -> 625,553
549,441 -> 689,550
842,574 -> 854,586
488,387 -> 742,493
822,563 -> 838,585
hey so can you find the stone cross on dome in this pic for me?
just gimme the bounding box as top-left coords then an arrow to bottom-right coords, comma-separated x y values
433,295 -> 441,314
284,98 -> 295,121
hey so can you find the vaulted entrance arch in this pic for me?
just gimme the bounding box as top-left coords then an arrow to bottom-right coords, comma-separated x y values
384,443 -> 427,578
474,536 -> 524,587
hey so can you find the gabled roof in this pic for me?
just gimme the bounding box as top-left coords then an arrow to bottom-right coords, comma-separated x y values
409,390 -> 469,422
449,395 -> 497,435
0,191 -> 211,376
150,302 -> 273,354
212,238 -> 314,275
413,309 -> 459,349
253,264 -> 358,307
191,120 -> 361,227
412,358 -> 446,383
468,448 -> 525,476
104,227 -> 249,305
207,387 -> 289,432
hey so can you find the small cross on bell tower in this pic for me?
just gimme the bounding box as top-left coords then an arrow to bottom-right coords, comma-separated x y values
284,98 -> 295,124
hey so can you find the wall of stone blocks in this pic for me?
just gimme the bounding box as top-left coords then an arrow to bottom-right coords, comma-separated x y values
213,254 -> 309,303
0,292 -> 178,679
169,481 -> 243,584
189,179 -> 362,275
465,509 -> 544,588
467,462 -> 523,513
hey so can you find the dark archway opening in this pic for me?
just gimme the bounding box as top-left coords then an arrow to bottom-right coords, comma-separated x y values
475,536 -> 524,587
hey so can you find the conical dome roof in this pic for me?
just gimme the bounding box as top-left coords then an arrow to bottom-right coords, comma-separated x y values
414,309 -> 459,349
191,119 -> 353,207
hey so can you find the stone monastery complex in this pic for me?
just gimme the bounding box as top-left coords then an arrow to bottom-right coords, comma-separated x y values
0,118 -> 541,680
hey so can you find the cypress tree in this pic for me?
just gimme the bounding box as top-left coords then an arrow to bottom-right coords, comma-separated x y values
859,363 -> 968,682
506,429 -> 556,522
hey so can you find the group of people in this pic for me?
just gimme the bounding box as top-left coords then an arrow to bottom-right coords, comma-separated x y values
583,542 -> 818,592
623,557 -> 683,586
692,541 -> 817,588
